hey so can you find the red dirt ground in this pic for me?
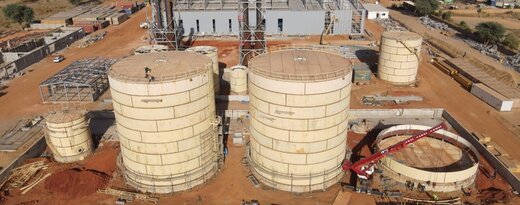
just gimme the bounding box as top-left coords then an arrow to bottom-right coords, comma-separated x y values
44,169 -> 108,199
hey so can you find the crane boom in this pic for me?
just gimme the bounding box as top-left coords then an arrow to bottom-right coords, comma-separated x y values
342,123 -> 447,177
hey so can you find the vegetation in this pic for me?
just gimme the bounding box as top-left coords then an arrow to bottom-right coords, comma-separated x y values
459,21 -> 471,32
414,0 -> 439,16
503,33 -> 519,50
441,11 -> 452,21
475,22 -> 506,45
2,4 -> 34,27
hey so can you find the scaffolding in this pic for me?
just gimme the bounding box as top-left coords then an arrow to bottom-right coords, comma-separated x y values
148,0 -> 182,50
39,57 -> 117,103
238,0 -> 267,66
349,0 -> 365,35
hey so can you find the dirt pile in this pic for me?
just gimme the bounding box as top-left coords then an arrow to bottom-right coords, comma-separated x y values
45,168 -> 108,198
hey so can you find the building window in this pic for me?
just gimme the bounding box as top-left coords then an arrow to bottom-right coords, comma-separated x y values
196,19 -> 200,33
212,19 -> 216,33
229,19 -> 232,33
277,18 -> 283,32
179,19 -> 183,27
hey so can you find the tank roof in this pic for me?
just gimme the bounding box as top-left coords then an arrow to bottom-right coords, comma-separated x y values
382,31 -> 422,41
108,52 -> 212,83
185,46 -> 217,54
46,111 -> 84,124
248,50 -> 351,81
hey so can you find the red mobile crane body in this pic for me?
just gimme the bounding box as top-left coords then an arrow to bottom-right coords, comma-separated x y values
342,123 -> 447,178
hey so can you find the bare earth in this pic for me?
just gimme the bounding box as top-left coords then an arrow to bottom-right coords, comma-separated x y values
1,4 -> 520,205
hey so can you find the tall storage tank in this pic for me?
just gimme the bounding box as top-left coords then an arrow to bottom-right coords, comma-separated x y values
186,46 -> 220,94
378,31 -> 422,85
229,65 -> 248,95
45,111 -> 93,163
108,52 -> 220,193
248,50 -> 352,192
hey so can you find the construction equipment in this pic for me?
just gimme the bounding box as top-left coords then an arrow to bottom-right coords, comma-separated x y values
342,123 -> 447,179
320,12 -> 336,45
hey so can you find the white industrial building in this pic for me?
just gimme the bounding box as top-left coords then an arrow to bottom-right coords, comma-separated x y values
363,3 -> 389,19
172,0 -> 366,36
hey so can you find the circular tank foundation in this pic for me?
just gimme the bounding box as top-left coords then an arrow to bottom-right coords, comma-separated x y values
45,111 -> 93,163
248,50 -> 352,192
378,31 -> 422,85
375,124 -> 479,192
185,46 -> 220,94
108,52 -> 219,194
229,65 -> 247,95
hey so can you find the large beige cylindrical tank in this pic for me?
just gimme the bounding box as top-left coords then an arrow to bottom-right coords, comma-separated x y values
378,31 -> 422,85
45,111 -> 93,163
108,52 -> 219,194
248,50 -> 352,192
229,65 -> 247,95
186,46 -> 220,94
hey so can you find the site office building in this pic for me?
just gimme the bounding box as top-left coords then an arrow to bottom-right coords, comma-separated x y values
173,0 -> 365,36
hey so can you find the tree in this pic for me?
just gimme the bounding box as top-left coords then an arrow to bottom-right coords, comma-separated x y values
2,4 -> 34,27
475,22 -> 506,45
503,33 -> 519,50
442,11 -> 452,21
459,21 -> 471,32
414,0 -> 439,16
68,0 -> 82,6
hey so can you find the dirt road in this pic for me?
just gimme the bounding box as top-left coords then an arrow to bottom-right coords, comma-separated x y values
0,8 -> 148,125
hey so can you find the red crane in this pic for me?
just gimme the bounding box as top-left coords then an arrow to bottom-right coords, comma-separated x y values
342,123 -> 447,178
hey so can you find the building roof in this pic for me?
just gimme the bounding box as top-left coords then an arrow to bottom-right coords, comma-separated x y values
362,3 -> 389,12
248,50 -> 351,82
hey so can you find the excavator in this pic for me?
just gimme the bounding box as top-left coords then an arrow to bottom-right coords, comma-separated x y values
342,123 -> 447,179
319,12 -> 336,45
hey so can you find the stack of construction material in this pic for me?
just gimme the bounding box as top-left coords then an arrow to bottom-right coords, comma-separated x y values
73,21 -> 110,34
471,83 -> 513,112
72,5 -> 120,23
116,1 -> 144,15
105,13 -> 128,25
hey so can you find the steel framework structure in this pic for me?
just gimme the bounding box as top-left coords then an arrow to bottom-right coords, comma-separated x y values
238,0 -> 267,66
39,57 -> 117,103
148,0 -> 182,50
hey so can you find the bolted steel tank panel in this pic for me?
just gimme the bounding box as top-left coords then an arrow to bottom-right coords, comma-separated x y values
108,52 -> 219,194
247,50 -> 352,192
378,31 -> 422,85
229,65 -> 248,95
45,111 -> 93,163
185,46 -> 220,94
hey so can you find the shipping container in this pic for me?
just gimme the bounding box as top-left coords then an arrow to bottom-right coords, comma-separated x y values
471,83 -> 513,112
352,63 -> 371,84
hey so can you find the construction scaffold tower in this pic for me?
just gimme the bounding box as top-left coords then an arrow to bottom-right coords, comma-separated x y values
349,0 -> 365,35
148,0 -> 183,50
238,0 -> 267,66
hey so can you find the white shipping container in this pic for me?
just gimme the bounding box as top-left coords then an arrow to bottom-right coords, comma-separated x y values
471,83 -> 513,112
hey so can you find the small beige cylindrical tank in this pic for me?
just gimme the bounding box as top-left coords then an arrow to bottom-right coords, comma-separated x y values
185,46 -> 220,94
45,111 -> 93,163
378,31 -> 422,85
108,52 -> 219,194
229,65 -> 247,95
248,50 -> 352,192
